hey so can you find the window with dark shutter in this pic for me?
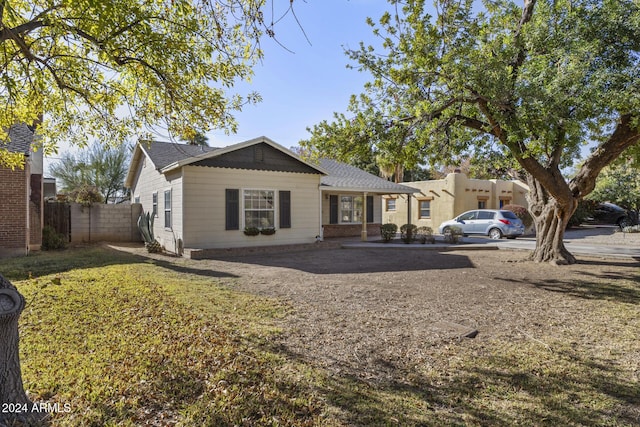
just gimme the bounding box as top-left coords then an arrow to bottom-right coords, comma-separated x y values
225,189 -> 239,230
367,195 -> 374,223
279,190 -> 291,228
329,195 -> 338,224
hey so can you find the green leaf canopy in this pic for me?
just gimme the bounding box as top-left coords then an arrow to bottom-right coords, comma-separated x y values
0,0 -> 266,165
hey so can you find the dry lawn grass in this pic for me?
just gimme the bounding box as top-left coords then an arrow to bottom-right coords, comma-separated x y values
167,246 -> 640,425
2,241 -> 638,426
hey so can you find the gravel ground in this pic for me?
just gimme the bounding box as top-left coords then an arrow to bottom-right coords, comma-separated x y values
112,225 -> 639,384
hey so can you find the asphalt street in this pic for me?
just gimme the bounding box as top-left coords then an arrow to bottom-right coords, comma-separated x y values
342,226 -> 640,260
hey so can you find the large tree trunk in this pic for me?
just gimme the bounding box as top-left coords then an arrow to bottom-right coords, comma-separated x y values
526,174 -> 578,265
0,274 -> 41,426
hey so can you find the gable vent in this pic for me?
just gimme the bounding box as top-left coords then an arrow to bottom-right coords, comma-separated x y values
254,146 -> 264,162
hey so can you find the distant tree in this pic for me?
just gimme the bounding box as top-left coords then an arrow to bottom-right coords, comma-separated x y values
50,143 -> 130,203
183,131 -> 210,146
0,0 -> 281,169
302,91 -> 428,184
587,161 -> 640,215
403,166 -> 434,182
335,0 -> 640,264
0,0 -> 302,417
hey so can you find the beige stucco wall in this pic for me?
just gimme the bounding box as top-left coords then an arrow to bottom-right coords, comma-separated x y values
382,172 -> 529,232
181,166 -> 322,249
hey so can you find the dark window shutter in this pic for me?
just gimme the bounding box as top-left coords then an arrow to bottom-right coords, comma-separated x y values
367,195 -> 374,223
329,195 -> 338,224
279,191 -> 291,228
225,189 -> 239,230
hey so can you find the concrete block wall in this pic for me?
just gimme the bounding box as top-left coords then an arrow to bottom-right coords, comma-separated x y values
70,203 -> 143,243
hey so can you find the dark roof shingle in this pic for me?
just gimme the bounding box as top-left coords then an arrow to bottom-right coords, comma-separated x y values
141,141 -> 219,169
2,124 -> 35,154
138,140 -> 416,194
319,158 -> 417,193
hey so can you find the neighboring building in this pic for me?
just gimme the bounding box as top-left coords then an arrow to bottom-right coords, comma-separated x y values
43,177 -> 57,201
125,137 -> 416,256
382,171 -> 529,232
0,124 -> 43,257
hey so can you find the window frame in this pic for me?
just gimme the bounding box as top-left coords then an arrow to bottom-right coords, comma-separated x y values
477,197 -> 489,209
243,188 -> 276,229
163,189 -> 172,229
152,192 -> 158,217
385,198 -> 397,212
339,195 -> 363,224
418,198 -> 432,219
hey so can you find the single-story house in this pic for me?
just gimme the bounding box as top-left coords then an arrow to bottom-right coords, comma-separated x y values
383,170 -> 529,232
0,124 -> 43,257
125,137 -> 416,256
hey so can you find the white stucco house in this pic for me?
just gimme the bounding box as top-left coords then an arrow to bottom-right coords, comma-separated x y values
125,137 -> 416,257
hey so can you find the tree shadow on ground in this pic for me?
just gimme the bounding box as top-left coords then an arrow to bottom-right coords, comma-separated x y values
530,278 -> 640,304
0,245 -> 146,281
212,248 -> 475,275
504,261 -> 640,304
0,245 -> 239,281
273,340 -> 640,426
149,258 -> 239,279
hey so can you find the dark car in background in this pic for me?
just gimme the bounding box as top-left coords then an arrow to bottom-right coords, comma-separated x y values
587,202 -> 637,229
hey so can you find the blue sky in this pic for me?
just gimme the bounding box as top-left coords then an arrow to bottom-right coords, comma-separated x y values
44,1 -> 397,173
208,0 -> 396,150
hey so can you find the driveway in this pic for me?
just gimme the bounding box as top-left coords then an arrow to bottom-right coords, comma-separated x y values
342,225 -> 640,259
153,239 -> 639,384
110,226 -> 639,384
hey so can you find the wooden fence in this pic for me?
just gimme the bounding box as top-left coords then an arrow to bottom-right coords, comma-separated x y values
44,202 -> 71,241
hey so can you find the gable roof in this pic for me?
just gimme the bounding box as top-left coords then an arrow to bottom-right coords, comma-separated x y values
141,140 -> 219,170
125,136 -> 326,188
319,158 -> 418,194
125,136 -> 417,195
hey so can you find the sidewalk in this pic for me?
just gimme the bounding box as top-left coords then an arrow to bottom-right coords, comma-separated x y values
340,226 -> 640,259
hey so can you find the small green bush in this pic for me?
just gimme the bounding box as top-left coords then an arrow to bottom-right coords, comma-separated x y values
42,226 -> 67,250
568,199 -> 598,228
400,224 -> 418,244
443,225 -> 464,243
502,204 -> 534,230
380,223 -> 398,242
416,226 -> 435,244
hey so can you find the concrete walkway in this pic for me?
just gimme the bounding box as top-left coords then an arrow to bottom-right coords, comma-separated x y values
341,226 -> 640,260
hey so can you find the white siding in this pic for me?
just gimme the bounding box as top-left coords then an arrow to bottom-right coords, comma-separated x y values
182,166 -> 321,249
130,155 -> 184,253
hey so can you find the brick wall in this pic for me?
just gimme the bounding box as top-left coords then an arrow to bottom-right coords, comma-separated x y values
0,167 -> 28,257
322,223 -> 382,238
70,203 -> 143,243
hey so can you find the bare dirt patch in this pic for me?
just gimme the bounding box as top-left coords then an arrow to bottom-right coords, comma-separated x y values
136,245 -> 639,385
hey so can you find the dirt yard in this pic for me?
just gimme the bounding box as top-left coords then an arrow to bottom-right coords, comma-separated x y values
131,238 -> 639,384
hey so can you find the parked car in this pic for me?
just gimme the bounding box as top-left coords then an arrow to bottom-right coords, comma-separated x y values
438,209 -> 525,239
587,202 -> 637,228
